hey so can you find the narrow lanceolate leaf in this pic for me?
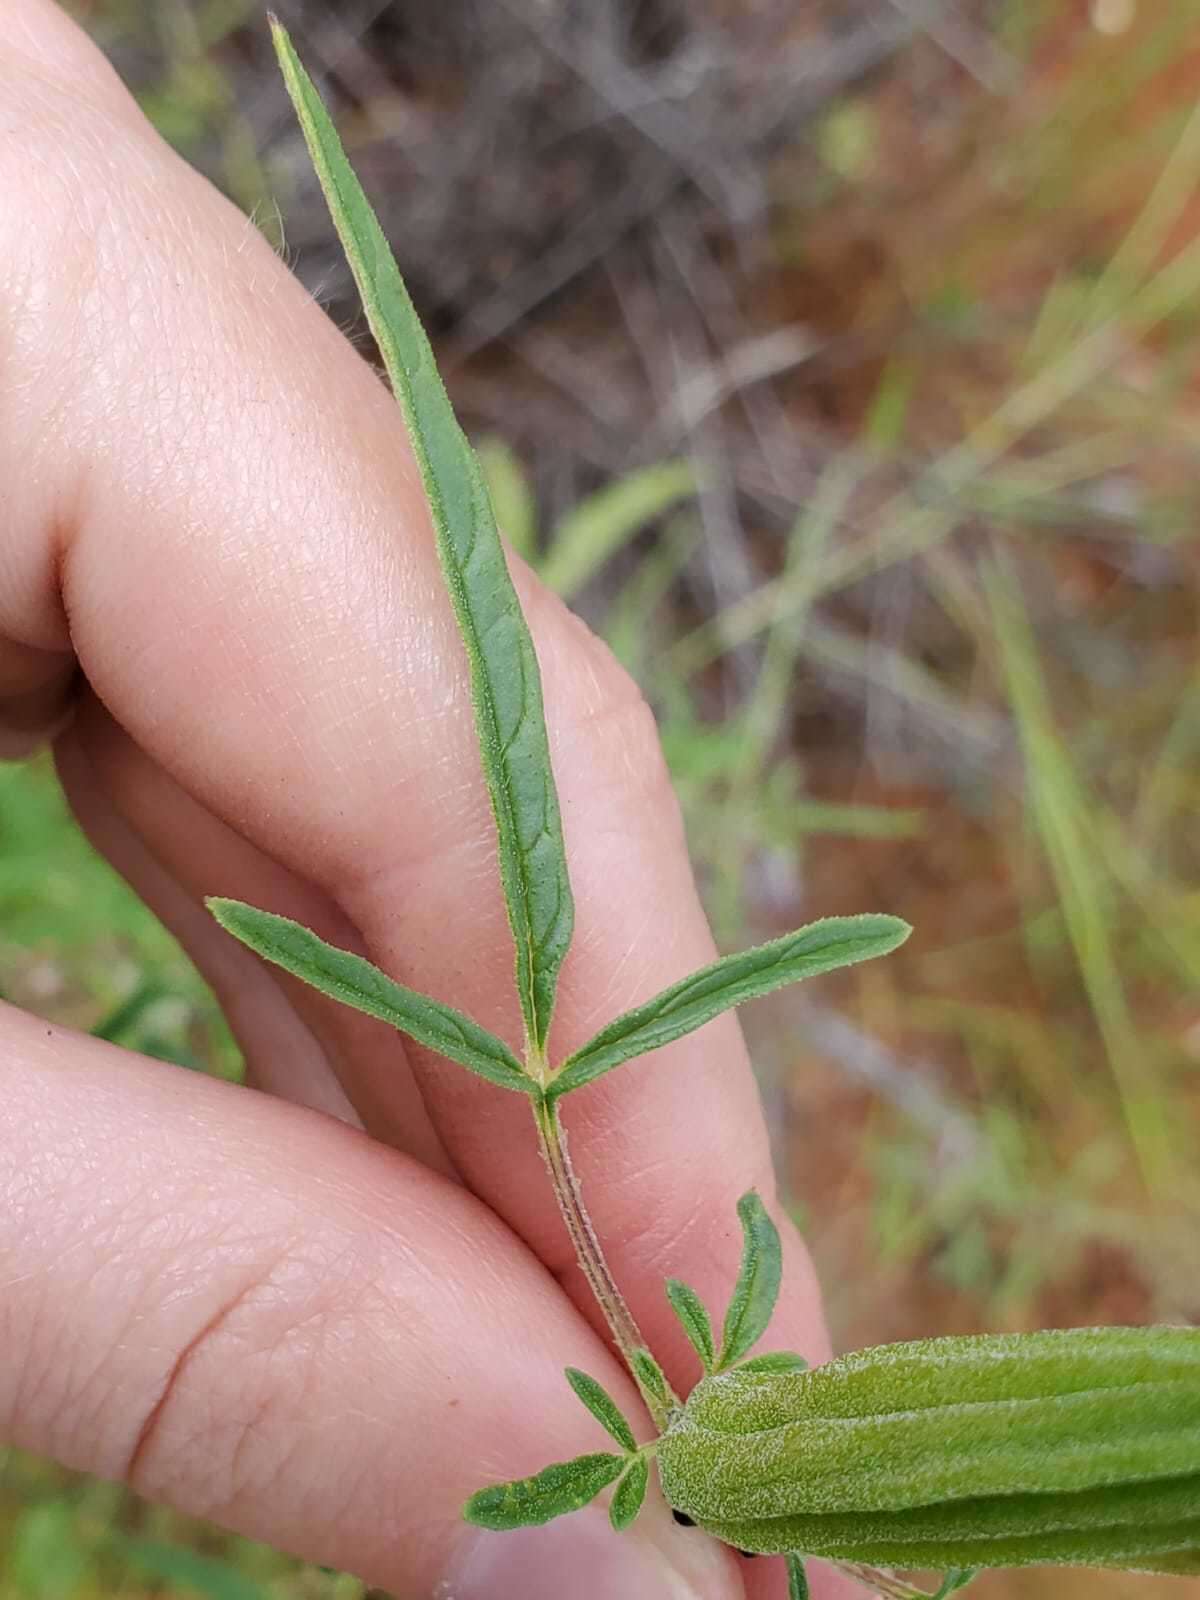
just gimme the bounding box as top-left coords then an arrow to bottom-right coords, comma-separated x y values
930,1571 -> 977,1598
551,915 -> 910,1097
631,1348 -> 675,1415
565,1368 -> 637,1453
666,1280 -> 715,1372
657,1325 -> 1200,1571
207,899 -> 528,1092
609,1456 -> 650,1532
717,1192 -> 783,1371
786,1554 -> 810,1600
464,1453 -> 625,1531
271,22 -> 573,1056
736,1351 -> 809,1376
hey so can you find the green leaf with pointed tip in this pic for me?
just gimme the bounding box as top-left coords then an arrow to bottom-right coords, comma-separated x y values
207,899 -> 528,1092
631,1348 -> 674,1414
666,1279 -> 715,1372
735,1351 -> 809,1376
464,1453 -> 625,1530
550,916 -> 910,1098
931,1571 -> 977,1599
786,1554 -> 810,1600
271,21 -> 573,1057
565,1368 -> 637,1453
609,1455 -> 649,1532
717,1192 -> 782,1371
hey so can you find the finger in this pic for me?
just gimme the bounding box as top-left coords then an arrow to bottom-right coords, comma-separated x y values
0,636 -> 77,757
53,710 -> 362,1127
56,695 -> 457,1177
0,1002 -> 741,1600
2,1 -> 833,1392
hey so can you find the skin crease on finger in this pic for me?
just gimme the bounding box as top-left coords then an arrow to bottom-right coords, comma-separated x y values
0,1005 -> 744,1599
0,5 -> 854,1597
55,694 -> 462,1163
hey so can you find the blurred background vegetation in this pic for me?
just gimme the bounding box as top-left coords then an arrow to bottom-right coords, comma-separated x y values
4,0 -> 1200,1595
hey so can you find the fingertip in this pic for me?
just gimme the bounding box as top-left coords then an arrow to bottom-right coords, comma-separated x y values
447,1499 -> 742,1600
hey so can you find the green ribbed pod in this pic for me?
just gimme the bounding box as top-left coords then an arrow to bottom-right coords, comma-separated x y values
657,1326 -> 1200,1573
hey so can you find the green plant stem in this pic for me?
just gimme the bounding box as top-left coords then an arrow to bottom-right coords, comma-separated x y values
532,1093 -> 675,1429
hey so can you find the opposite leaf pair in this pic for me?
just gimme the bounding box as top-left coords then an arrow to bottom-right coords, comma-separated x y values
209,24 -> 1200,1600
206,899 -> 909,1105
211,24 -> 908,1126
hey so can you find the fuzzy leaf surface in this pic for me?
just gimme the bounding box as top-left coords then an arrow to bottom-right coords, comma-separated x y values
631,1347 -> 674,1414
552,915 -> 910,1096
666,1279 -> 715,1372
717,1192 -> 783,1371
207,899 -> 528,1091
271,21 -> 573,1056
658,1325 -> 1200,1571
565,1368 -> 636,1453
464,1453 -> 625,1530
609,1456 -> 649,1531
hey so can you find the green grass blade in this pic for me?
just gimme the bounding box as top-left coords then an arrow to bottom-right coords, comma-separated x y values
541,460 -> 699,600
983,555 -> 1168,1182
118,1540 -> 271,1600
464,1452 -> 625,1531
207,899 -> 529,1092
717,1192 -> 782,1371
271,21 -> 573,1058
550,914 -> 910,1097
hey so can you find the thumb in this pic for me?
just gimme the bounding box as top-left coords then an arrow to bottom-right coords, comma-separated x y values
0,1005 -> 739,1600
449,1508 -> 740,1600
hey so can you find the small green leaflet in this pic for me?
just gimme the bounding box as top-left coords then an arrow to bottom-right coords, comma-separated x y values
631,1347 -> 675,1414
207,899 -> 528,1092
786,1554 -> 810,1600
665,1279 -> 715,1372
609,1456 -> 649,1531
736,1350 -> 809,1375
463,1452 -> 624,1530
271,21 -> 573,1058
931,1571 -> 978,1599
565,1368 -> 637,1453
551,915 -> 910,1097
717,1192 -> 782,1371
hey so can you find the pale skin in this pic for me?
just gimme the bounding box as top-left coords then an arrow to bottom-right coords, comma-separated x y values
0,6 -> 853,1597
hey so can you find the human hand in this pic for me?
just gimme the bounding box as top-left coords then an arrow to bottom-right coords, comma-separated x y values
0,7 -> 846,1596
